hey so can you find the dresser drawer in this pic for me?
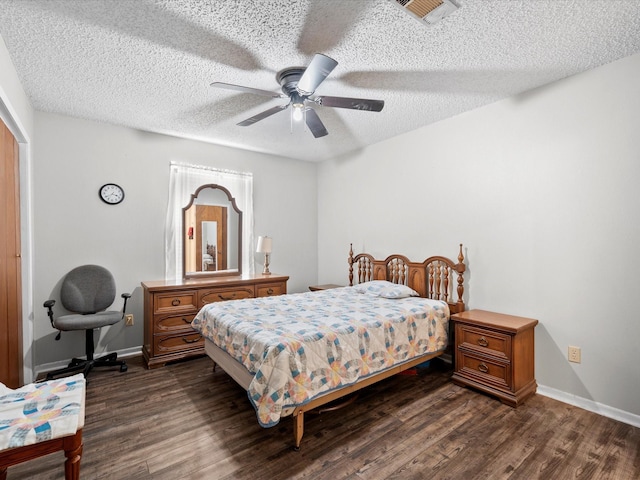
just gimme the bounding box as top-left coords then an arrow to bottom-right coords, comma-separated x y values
154,311 -> 198,334
457,351 -> 512,391
457,324 -> 510,360
200,286 -> 254,306
256,282 -> 286,297
154,291 -> 198,313
153,331 -> 204,355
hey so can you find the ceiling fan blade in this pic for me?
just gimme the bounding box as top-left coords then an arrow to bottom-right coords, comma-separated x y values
237,104 -> 289,126
296,54 -> 338,96
211,82 -> 286,99
313,95 -> 384,112
305,108 -> 328,138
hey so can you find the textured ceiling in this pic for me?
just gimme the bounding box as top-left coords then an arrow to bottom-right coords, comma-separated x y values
1,0 -> 640,162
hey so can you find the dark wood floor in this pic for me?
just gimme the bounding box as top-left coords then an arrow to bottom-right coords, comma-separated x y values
8,355 -> 639,479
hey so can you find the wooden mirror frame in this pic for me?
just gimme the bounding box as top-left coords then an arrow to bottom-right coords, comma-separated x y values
182,184 -> 243,279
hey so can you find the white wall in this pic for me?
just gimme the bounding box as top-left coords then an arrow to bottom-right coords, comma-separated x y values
32,112 -> 318,368
318,53 -> 640,420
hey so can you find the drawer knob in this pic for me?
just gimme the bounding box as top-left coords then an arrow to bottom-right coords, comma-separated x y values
477,336 -> 488,347
171,299 -> 181,306
267,288 -> 274,295
182,334 -> 202,344
478,362 -> 489,373
218,293 -> 236,301
182,317 -> 192,324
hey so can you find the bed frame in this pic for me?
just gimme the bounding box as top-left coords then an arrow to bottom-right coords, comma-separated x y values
204,244 -> 466,450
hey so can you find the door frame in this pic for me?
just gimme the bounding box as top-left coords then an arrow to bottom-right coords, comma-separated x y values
0,95 -> 34,384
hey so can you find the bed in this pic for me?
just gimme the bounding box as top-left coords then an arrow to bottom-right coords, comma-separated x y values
191,244 -> 466,449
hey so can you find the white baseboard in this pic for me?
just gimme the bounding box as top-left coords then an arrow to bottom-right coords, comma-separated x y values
537,384 -> 640,428
34,346 -> 142,381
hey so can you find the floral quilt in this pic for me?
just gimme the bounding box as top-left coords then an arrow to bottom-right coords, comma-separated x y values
191,287 -> 449,427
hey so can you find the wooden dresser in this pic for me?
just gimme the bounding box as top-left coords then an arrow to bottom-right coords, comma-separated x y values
142,274 -> 288,368
451,309 -> 538,407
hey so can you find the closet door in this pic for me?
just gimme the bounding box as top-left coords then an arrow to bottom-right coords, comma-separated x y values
0,118 -> 22,388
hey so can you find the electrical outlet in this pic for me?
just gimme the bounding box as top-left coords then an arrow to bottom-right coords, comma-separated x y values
568,346 -> 581,363
125,314 -> 134,326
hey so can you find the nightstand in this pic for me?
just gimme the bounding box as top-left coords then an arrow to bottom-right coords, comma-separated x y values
308,284 -> 343,292
451,309 -> 538,407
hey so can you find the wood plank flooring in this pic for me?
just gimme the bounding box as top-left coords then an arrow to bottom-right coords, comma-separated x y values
8,356 -> 639,479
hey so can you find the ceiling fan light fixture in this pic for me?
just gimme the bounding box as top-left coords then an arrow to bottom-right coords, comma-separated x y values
292,102 -> 305,122
391,0 -> 462,26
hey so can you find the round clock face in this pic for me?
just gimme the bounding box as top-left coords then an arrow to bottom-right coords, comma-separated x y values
99,183 -> 125,205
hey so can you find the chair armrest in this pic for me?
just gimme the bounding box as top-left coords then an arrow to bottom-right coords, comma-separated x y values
120,293 -> 131,317
43,300 -> 60,338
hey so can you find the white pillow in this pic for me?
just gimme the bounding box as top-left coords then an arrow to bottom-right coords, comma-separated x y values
353,280 -> 419,299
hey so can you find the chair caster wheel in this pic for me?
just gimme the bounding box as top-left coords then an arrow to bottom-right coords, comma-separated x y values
120,364 -> 128,372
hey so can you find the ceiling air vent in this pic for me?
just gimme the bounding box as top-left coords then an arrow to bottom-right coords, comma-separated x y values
391,0 -> 462,25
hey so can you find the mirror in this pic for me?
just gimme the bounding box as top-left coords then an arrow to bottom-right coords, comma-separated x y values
183,184 -> 242,278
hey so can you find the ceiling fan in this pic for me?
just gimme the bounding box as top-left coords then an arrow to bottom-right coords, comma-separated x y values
211,53 -> 384,138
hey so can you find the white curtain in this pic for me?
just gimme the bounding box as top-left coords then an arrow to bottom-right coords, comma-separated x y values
165,162 -> 254,279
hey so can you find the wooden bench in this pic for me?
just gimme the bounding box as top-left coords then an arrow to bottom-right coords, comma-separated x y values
0,374 -> 85,480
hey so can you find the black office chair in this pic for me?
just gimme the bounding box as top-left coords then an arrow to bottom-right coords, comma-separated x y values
43,265 -> 130,380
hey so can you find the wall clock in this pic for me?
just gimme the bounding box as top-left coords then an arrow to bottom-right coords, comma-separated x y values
99,183 -> 125,205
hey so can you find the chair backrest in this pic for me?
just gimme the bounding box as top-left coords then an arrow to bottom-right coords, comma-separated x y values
60,265 -> 116,314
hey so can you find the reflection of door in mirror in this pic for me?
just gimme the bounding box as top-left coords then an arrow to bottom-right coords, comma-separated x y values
184,205 -> 228,272
199,206 -> 227,271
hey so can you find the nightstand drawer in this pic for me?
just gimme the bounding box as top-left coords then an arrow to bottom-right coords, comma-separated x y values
256,282 -> 286,297
154,311 -> 198,333
457,324 -> 510,360
200,286 -> 254,305
457,351 -> 511,391
154,291 -> 198,313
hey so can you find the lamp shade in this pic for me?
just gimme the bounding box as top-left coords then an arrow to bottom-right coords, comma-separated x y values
256,236 -> 272,254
